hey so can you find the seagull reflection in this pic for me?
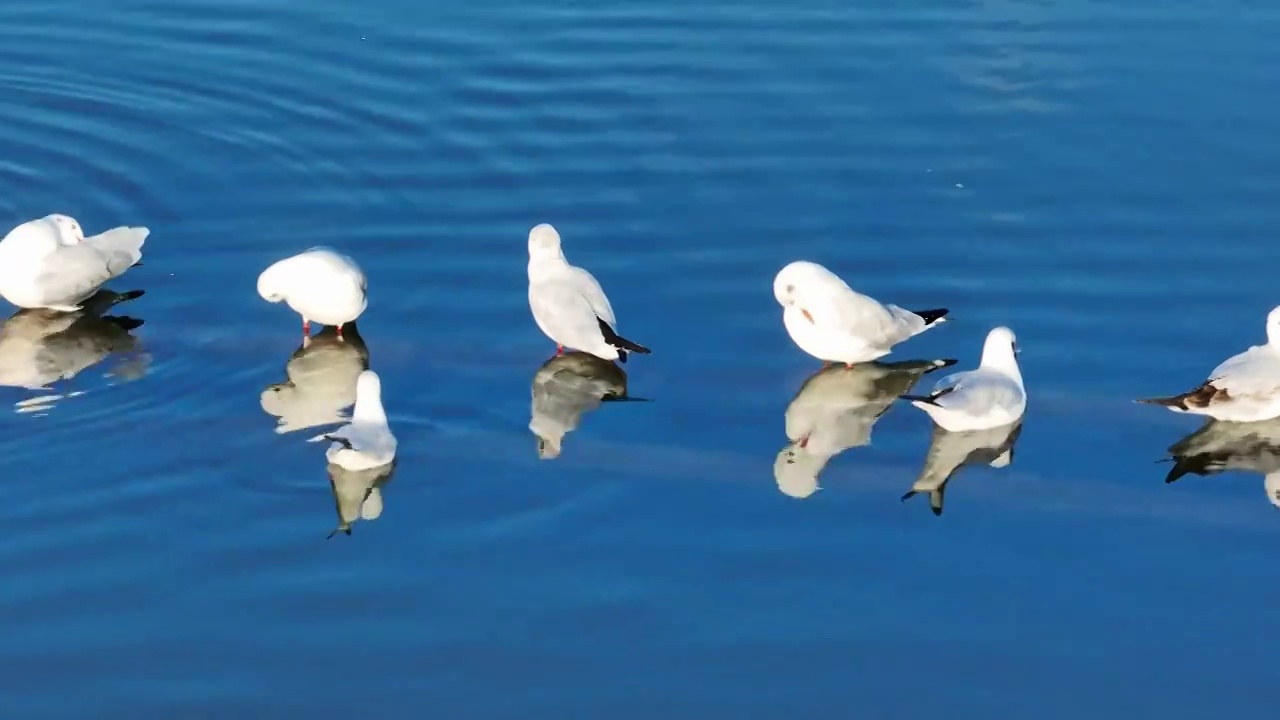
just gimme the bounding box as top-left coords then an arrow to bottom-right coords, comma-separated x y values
900,420 -> 1023,515
327,460 -> 396,538
530,351 -> 645,459
1163,418 -> 1280,509
773,358 -> 956,499
261,323 -> 369,433
0,289 -> 148,402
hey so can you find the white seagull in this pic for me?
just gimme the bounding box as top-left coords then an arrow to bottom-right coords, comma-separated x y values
1137,306 -> 1280,423
258,247 -> 367,341
899,326 -> 1026,432
308,370 -> 396,471
0,214 -> 148,312
527,223 -> 650,363
773,260 -> 948,367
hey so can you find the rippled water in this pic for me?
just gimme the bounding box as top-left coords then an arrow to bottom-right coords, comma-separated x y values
1,0 -> 1278,716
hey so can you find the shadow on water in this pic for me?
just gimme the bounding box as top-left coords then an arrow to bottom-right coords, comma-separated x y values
774,357 -> 956,499
900,419 -> 1025,516
326,458 -> 397,538
529,350 -> 649,460
0,288 -> 150,413
1161,417 -> 1280,510
260,323 -> 370,434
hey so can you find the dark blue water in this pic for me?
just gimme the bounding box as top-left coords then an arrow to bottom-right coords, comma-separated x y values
1,0 -> 1278,716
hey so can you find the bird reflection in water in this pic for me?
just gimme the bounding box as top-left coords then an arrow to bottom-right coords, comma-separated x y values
1161,417 -> 1280,509
327,460 -> 397,538
261,323 -> 370,433
0,289 -> 149,411
900,420 -> 1023,516
773,358 -> 956,499
530,350 -> 646,459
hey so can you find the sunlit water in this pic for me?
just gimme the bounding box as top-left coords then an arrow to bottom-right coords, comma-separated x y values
1,0 -> 1279,716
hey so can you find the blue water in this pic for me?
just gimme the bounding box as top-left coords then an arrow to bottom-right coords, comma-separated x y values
1,0 -> 1279,716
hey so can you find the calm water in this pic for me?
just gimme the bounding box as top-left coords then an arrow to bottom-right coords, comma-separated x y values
1,0 -> 1278,716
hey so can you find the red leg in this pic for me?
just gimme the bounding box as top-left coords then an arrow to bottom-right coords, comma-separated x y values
844,362 -> 855,371
556,345 -> 564,356
336,324 -> 344,340
302,319 -> 310,337
822,361 -> 831,368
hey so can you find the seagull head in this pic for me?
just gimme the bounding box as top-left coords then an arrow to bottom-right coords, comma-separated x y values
982,326 -> 1019,364
1266,306 -> 1280,346
44,214 -> 84,245
773,261 -> 820,307
527,223 -> 564,260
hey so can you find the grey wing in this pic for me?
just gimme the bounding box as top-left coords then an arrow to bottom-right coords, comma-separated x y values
569,266 -> 616,328
1207,345 -> 1280,396
530,280 -> 608,348
810,282 -> 921,347
933,369 -> 1020,415
34,245 -> 124,308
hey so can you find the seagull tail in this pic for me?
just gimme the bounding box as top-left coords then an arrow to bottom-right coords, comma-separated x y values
911,308 -> 950,326
596,317 -> 651,357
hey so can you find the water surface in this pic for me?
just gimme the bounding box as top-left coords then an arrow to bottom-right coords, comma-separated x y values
1,0 -> 1278,717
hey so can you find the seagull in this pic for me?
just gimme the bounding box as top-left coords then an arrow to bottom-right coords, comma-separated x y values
527,224 -> 651,363
1137,306 -> 1280,423
898,326 -> 1026,432
773,260 -> 948,367
258,247 -> 366,341
308,370 -> 396,472
0,214 -> 148,312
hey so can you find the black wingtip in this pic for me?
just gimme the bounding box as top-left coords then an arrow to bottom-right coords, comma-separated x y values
617,349 -> 627,364
931,505 -> 943,517
912,308 -> 950,325
900,490 -> 916,502
596,317 -> 651,356
118,289 -> 146,302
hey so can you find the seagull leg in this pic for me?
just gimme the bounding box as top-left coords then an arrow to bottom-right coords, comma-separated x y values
336,324 -> 345,341
556,345 -> 564,356
302,319 -> 311,339
822,361 -> 831,368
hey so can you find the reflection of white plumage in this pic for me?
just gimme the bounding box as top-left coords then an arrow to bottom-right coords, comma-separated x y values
1163,416 -> 1280,509
1139,306 -> 1280,423
773,358 -> 956,499
308,370 -> 396,471
0,290 -> 148,392
0,214 -> 148,311
527,224 -> 651,363
772,260 -> 948,366
901,326 -> 1026,432
257,247 -> 367,340
327,460 -> 396,538
529,351 -> 639,459
260,325 -> 369,433
901,420 -> 1023,516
